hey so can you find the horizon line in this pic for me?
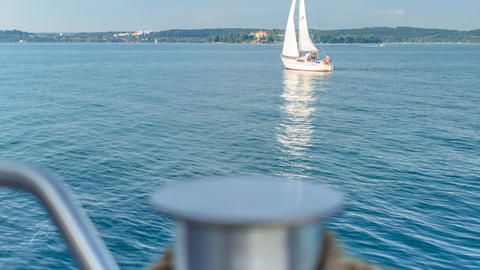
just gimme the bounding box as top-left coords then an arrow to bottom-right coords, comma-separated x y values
2,25 -> 479,34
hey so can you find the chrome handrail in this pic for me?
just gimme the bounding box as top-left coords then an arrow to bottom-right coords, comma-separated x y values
0,162 -> 119,270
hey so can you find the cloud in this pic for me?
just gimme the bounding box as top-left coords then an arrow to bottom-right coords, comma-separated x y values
342,6 -> 406,19
387,9 -> 405,17
195,16 -> 215,22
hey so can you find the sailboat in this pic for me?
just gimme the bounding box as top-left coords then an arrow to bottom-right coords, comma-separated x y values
281,0 -> 333,72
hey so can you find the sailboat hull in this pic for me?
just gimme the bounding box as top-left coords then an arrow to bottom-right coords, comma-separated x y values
281,56 -> 333,72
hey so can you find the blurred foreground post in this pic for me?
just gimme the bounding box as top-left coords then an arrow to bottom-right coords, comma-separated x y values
152,176 -> 343,270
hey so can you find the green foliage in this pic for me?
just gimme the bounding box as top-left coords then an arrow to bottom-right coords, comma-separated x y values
148,28 -> 257,43
312,27 -> 480,43
1,27 -> 479,43
0,30 -> 29,42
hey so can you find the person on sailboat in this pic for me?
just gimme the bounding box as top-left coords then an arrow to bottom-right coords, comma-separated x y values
305,52 -> 315,62
324,53 -> 332,65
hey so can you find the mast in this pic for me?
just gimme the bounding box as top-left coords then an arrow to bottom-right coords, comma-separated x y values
298,0 -> 318,52
282,0 -> 299,58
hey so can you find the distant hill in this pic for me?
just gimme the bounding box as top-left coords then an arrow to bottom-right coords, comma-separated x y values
0,30 -> 30,42
1,27 -> 479,43
321,27 -> 457,39
467,29 -> 480,36
316,27 -> 480,43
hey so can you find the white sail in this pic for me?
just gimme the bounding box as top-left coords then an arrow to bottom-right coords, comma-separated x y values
282,0 -> 299,58
298,0 -> 318,52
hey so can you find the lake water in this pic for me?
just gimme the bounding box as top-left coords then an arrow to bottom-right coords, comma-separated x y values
0,43 -> 479,270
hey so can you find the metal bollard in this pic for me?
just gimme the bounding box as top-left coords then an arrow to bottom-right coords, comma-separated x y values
0,162 -> 119,270
152,176 -> 343,270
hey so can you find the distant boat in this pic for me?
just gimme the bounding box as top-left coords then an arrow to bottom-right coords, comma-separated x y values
378,43 -> 387,47
281,0 -> 333,72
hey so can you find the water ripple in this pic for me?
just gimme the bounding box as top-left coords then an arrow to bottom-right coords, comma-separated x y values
0,43 -> 479,269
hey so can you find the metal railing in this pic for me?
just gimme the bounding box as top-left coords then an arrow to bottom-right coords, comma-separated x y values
0,162 -> 119,270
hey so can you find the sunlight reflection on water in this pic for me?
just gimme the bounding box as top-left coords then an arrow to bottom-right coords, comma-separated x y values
277,70 -> 332,177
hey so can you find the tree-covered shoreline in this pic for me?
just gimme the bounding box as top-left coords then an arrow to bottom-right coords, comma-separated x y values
1,27 -> 479,43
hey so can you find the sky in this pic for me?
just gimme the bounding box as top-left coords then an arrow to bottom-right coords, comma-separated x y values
1,0 -> 479,32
